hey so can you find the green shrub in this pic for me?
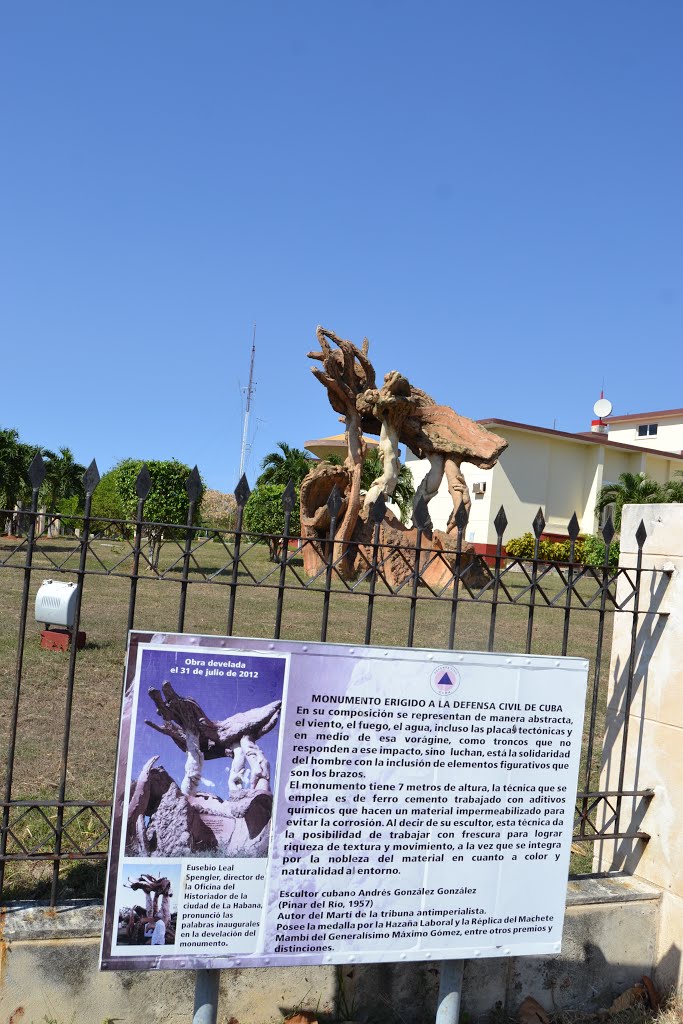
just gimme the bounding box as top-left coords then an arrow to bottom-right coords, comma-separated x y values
113,458 -> 204,568
505,531 -> 614,566
582,533 -> 620,568
504,533 -> 536,559
90,470 -> 129,538
243,484 -> 301,560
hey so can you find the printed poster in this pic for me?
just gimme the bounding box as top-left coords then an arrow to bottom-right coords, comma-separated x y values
101,632 -> 588,970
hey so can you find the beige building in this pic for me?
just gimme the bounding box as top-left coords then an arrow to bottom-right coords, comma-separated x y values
306,411 -> 683,556
406,418 -> 683,555
597,407 -> 683,455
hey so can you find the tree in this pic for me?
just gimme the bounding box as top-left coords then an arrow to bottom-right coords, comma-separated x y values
90,470 -> 128,538
595,472 -> 664,531
0,428 -> 24,531
243,484 -> 301,560
42,447 -> 85,512
113,459 -> 204,569
256,442 -> 315,488
201,489 -> 237,533
0,427 -> 40,534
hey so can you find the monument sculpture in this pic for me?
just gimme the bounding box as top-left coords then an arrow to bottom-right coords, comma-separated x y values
126,682 -> 282,858
119,872 -> 175,945
301,326 -> 508,583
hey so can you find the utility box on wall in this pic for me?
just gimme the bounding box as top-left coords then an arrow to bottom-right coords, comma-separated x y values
35,579 -> 85,650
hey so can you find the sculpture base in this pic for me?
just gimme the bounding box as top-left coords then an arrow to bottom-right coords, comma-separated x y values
40,628 -> 86,652
301,501 -> 489,589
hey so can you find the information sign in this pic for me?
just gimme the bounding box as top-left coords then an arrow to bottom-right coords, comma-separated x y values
100,632 -> 588,970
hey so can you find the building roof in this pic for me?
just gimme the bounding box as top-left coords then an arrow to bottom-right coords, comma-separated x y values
305,433 -> 379,447
477,418 -> 683,461
604,407 -> 683,424
304,434 -> 382,458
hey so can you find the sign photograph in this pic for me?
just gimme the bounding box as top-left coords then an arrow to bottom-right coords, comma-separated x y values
101,632 -> 588,971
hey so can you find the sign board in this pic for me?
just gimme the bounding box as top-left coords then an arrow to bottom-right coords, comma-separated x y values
101,632 -> 588,971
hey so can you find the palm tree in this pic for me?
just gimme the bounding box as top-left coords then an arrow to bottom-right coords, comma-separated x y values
0,428 -> 38,533
595,472 -> 664,530
42,447 -> 86,511
663,470 -> 683,504
256,442 -> 316,487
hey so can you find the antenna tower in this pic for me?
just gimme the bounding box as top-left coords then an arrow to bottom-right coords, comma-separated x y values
238,325 -> 257,481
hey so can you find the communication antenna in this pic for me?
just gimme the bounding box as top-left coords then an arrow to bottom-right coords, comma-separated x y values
238,325 -> 257,481
593,394 -> 613,420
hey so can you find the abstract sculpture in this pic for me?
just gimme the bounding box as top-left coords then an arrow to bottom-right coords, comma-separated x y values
301,326 -> 507,581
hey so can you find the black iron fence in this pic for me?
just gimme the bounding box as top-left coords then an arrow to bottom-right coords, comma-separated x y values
0,457 -> 661,904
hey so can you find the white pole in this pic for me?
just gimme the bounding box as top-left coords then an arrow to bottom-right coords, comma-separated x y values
435,959 -> 464,1024
192,969 -> 220,1024
239,325 -> 257,481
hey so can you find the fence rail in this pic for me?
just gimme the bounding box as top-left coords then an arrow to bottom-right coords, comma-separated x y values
0,458 -> 661,904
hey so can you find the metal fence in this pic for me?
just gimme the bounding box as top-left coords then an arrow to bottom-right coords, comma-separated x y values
0,456 -> 660,905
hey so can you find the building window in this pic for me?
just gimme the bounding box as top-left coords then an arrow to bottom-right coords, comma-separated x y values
637,424 -> 658,437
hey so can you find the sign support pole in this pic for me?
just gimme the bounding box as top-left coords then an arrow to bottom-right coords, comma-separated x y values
192,968 -> 220,1024
435,959 -> 464,1024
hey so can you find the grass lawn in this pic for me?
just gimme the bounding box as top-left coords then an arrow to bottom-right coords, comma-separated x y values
0,533 -> 616,898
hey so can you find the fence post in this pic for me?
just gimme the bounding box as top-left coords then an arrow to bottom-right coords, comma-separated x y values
177,466 -> 202,633
525,507 -> 545,653
581,515 -> 616,808
320,485 -> 342,642
274,479 -> 295,639
561,511 -> 581,656
126,464 -> 152,634
595,503 -> 681,993
364,493 -> 386,645
487,505 -> 508,652
447,502 -> 469,649
227,475 -> 250,636
407,497 -> 431,647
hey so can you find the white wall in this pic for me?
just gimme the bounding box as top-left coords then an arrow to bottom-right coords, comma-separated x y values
603,445 -> 642,483
404,451 -> 493,544
608,417 -> 683,455
642,452 -> 680,486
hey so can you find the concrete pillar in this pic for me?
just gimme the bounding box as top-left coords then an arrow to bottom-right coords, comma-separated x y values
595,504 -> 683,993
581,447 -> 604,536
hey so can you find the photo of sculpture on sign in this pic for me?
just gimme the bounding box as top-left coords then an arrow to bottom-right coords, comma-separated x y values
100,632 -> 588,971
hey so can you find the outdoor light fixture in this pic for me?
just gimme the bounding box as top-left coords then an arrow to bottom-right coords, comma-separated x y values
35,579 -> 86,651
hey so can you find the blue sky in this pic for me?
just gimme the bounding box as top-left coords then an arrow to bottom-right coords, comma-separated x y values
2,3 -> 682,490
